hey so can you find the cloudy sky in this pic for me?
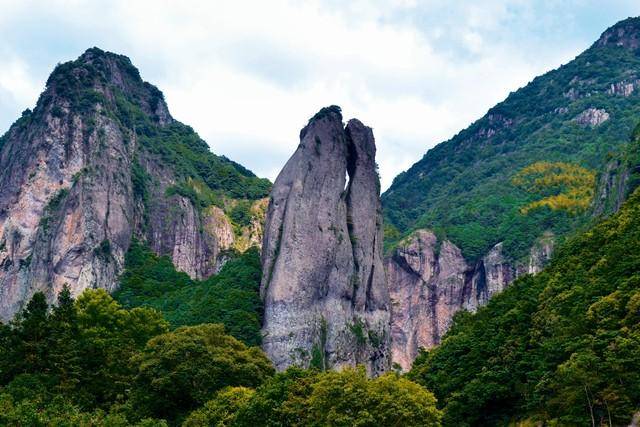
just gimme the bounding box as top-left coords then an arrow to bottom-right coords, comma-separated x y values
1,1 -> 639,190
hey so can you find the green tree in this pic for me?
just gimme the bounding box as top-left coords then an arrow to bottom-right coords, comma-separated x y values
130,324 -> 273,421
236,367 -> 441,427
304,367 -> 441,427
48,285 -> 82,395
236,367 -> 319,426
75,289 -> 168,407
14,292 -> 50,374
183,387 -> 255,427
116,243 -> 264,346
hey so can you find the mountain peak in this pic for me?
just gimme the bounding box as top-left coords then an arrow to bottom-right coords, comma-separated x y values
44,47 -> 172,124
299,105 -> 343,139
596,17 -> 640,50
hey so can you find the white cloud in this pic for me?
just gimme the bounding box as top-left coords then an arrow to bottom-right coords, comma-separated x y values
0,57 -> 40,111
0,0 -> 638,189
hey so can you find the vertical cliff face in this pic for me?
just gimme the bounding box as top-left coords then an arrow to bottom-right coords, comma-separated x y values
0,48 -> 269,320
260,106 -> 390,375
386,230 -> 553,371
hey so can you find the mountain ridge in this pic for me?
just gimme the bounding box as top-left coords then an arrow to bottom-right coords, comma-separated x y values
0,47 -> 269,320
382,16 -> 640,367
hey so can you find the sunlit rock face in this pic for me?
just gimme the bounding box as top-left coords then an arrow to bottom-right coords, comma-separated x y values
386,230 -> 552,371
260,107 -> 391,376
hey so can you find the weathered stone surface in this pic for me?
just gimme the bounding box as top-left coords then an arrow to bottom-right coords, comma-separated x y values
607,81 -> 638,97
574,108 -> 610,127
596,17 -> 640,50
260,107 -> 390,375
386,230 -> 553,371
0,49 -> 256,320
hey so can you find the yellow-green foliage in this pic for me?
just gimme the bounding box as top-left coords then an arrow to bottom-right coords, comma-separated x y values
512,161 -> 595,214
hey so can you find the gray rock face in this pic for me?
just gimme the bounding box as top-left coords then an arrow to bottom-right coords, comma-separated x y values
386,230 -> 552,371
575,108 -> 610,127
0,49 -> 260,320
260,107 -> 390,375
596,17 -> 640,51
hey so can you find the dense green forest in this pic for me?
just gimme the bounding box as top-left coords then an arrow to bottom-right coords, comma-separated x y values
409,179 -> 640,425
382,17 -> 640,262
114,241 -> 264,346
0,288 -> 442,426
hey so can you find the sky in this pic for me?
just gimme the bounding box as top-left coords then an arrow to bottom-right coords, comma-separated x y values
1,1 -> 640,190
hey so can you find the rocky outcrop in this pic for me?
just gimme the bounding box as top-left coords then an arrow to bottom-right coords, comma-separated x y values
607,80 -> 639,97
260,106 -> 390,375
386,230 -> 553,371
0,48 -> 266,320
596,17 -> 640,50
574,108 -> 610,127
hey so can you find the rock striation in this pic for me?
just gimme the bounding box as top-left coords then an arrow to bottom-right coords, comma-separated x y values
0,48 -> 268,320
260,106 -> 390,375
386,230 -> 553,371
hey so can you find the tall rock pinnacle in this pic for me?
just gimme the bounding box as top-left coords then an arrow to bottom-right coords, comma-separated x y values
260,106 -> 390,375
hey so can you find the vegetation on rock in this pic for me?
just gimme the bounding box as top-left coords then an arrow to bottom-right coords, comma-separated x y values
511,161 -> 596,214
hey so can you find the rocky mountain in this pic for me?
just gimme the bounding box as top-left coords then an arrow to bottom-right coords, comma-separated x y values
260,106 -> 390,375
0,48 -> 270,320
382,17 -> 640,366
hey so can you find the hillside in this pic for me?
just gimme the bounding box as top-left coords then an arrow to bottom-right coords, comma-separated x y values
382,17 -> 640,368
408,129 -> 640,425
383,17 -> 640,263
0,48 -> 270,319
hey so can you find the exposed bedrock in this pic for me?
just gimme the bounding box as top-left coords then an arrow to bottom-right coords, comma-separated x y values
260,107 -> 391,375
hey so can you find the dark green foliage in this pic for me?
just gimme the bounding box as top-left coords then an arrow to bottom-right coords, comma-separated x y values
232,367 -> 442,427
300,105 -> 342,139
94,239 -> 112,259
409,186 -> 640,426
0,288 -> 274,425
131,158 -> 150,201
623,122 -> 640,196
183,386 -> 255,427
115,241 -> 264,346
0,288 -> 168,416
47,188 -> 69,212
309,105 -> 342,124
129,324 -> 274,422
309,317 -> 328,371
383,28 -> 640,262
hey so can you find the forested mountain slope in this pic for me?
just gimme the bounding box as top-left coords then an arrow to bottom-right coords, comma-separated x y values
409,128 -> 640,426
384,17 -> 640,367
383,17 -> 640,262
